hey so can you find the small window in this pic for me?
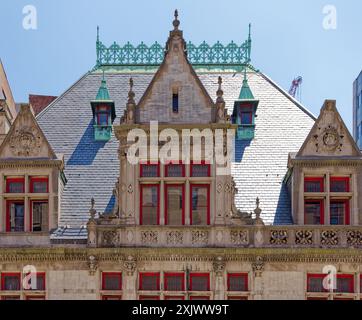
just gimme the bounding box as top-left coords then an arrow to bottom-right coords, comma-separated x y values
6,178 -> 24,193
330,200 -> 350,225
330,177 -> 350,192
191,163 -> 210,177
227,273 -> 248,292
140,185 -> 159,225
102,273 -> 122,291
24,273 -> 46,291
31,201 -> 48,232
304,177 -> 324,193
164,273 -> 185,291
139,273 -> 160,291
304,200 -> 324,225
172,93 -> 179,113
189,273 -> 210,291
165,185 -> 184,226
140,163 -> 160,178
336,275 -> 354,293
1,273 -> 21,291
307,274 -> 327,293
30,177 -> 48,193
6,201 -> 25,232
190,185 -> 210,226
238,105 -> 253,125
165,163 -> 185,177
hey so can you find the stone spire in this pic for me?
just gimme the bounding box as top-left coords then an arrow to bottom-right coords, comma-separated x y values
216,76 -> 226,123
216,76 -> 224,104
173,9 -> 180,31
128,77 -> 135,105
125,77 -> 136,124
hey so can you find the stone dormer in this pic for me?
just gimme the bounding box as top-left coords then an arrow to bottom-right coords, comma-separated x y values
287,100 -> 362,226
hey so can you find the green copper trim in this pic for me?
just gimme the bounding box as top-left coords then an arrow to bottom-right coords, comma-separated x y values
238,69 -> 255,100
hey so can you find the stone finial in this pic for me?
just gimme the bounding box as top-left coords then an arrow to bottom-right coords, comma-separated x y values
253,197 -> 264,226
173,9 -> 180,30
128,78 -> 135,105
89,198 -> 96,220
216,76 -> 224,104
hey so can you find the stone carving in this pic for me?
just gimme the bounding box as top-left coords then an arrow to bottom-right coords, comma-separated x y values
346,231 -> 362,246
321,230 -> 339,246
10,126 -> 42,157
141,231 -> 158,244
191,230 -> 209,245
128,184 -> 133,194
103,231 -> 120,247
217,183 -> 223,193
270,230 -> 288,245
213,256 -> 226,276
167,231 -> 183,245
88,255 -> 98,276
252,256 -> 265,277
295,230 -> 313,245
230,230 -> 248,245
123,255 -> 137,275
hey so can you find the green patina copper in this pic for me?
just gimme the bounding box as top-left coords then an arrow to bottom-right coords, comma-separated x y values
238,69 -> 255,100
95,25 -> 252,68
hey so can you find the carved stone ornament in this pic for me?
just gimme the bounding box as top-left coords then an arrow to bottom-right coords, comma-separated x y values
167,231 -> 183,245
103,231 -> 120,247
270,230 -> 288,245
191,230 -> 209,245
10,126 -> 42,157
314,124 -> 344,153
321,230 -> 339,246
230,230 -> 248,245
252,256 -> 265,277
123,255 -> 137,275
213,256 -> 226,276
88,255 -> 98,276
141,231 -> 158,244
295,230 -> 313,245
347,230 -> 362,246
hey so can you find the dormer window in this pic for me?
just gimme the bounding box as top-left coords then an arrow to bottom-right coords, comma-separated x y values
96,106 -> 110,126
172,90 -> 179,114
238,104 -> 253,125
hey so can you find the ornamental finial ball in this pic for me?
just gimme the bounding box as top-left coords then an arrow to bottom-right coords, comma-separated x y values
173,9 -> 180,30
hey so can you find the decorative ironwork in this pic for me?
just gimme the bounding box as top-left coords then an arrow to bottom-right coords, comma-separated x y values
95,26 -> 252,67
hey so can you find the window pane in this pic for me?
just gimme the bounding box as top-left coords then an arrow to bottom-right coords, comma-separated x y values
141,186 -> 159,225
32,202 -> 48,232
25,274 -> 45,291
172,94 -> 179,113
7,180 -> 24,193
3,275 -> 20,291
139,296 -> 160,300
191,165 -> 209,177
308,276 -> 324,293
305,179 -> 323,192
166,186 -> 183,225
141,165 -> 159,177
166,164 -> 184,177
164,274 -> 184,291
305,201 -> 322,225
336,277 -> 353,293
103,273 -> 122,291
190,274 -> 209,291
98,113 -> 108,126
191,187 -> 209,225
31,180 -> 48,193
228,274 -> 248,291
330,178 -> 349,192
330,201 -> 348,225
140,274 -> 159,291
240,112 -> 252,125
9,203 -> 25,232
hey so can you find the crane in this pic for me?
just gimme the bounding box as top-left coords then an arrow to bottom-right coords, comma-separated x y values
288,76 -> 303,101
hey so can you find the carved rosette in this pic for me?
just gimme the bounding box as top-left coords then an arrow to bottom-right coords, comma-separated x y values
252,256 -> 265,277
270,230 -> 288,245
10,126 -> 42,157
88,255 -> 98,276
213,256 -> 226,276
123,255 -> 137,276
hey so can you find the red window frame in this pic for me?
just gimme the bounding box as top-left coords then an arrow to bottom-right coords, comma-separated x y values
6,200 -> 25,232
6,177 -> 25,193
25,296 -> 46,300
227,296 -> 249,300
165,184 -> 185,225
190,184 -> 210,225
335,274 -> 354,293
190,161 -> 211,177
164,296 -> 185,300
30,200 -> 49,232
96,105 -> 110,126
1,273 -> 21,291
24,272 -> 46,291
189,296 -> 210,300
304,177 -> 324,193
1,296 -> 21,300
330,177 -> 350,193
304,199 -> 324,225
29,177 -> 49,193
102,272 -> 122,291
138,295 -> 160,300
139,273 -> 160,291
307,274 -> 328,293
330,199 -> 350,225
140,162 -> 160,178
189,273 -> 210,291
238,104 -> 253,125
140,184 -> 160,225
165,161 -> 185,177
164,273 -> 185,291
102,295 -> 122,300
227,273 -> 249,292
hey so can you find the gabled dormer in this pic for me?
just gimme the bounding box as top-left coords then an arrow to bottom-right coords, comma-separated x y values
90,75 -> 116,141
232,70 -> 259,140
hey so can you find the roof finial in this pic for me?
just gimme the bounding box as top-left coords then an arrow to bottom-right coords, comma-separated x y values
89,198 -> 96,220
97,26 -> 100,43
248,23 -> 251,41
128,77 -> 135,104
216,76 -> 224,103
173,9 -> 180,30
102,69 -> 105,81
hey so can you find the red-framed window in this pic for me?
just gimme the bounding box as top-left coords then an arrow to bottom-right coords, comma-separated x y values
307,274 -> 328,293
25,296 -> 46,300
30,200 -> 49,232
102,295 -> 122,300
189,273 -> 210,291
140,162 -> 160,178
335,275 -> 354,293
96,105 -> 110,126
140,184 -> 160,225
304,177 -> 324,193
164,273 -> 185,291
139,295 -> 160,300
304,200 -> 324,225
189,296 -> 210,300
165,184 -> 185,225
29,177 -> 49,193
227,273 -> 248,292
164,296 -> 185,300
227,296 -> 248,300
190,161 -> 211,177
102,272 -> 122,291
165,162 -> 185,177
1,273 -> 21,291
190,184 -> 210,225
330,177 -> 350,193
6,201 -> 25,232
24,272 -> 46,291
330,200 -> 350,225
1,296 -> 21,300
307,274 -> 354,293
238,104 -> 253,125
139,273 -> 160,291
6,177 -> 25,193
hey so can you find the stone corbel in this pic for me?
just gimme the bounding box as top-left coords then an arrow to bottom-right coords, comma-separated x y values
213,256 -> 226,276
252,256 -> 265,277
88,255 -> 98,276
122,255 -> 137,276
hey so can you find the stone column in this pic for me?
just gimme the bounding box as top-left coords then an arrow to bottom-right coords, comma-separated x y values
252,256 -> 265,300
213,256 -> 226,300
122,256 -> 137,300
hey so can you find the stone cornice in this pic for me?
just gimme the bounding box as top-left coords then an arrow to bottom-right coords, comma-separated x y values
0,159 -> 63,168
289,158 -> 362,167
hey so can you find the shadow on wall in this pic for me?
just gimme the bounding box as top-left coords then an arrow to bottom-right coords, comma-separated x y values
234,139 -> 252,163
67,120 -> 107,165
104,194 -> 116,214
273,183 -> 293,225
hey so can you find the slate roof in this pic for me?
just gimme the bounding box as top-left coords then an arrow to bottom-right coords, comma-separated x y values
36,67 -> 316,234
29,94 -> 58,115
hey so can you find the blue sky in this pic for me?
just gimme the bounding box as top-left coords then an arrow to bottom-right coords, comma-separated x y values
0,0 -> 361,130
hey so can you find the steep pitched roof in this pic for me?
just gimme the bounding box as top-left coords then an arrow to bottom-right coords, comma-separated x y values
29,94 -> 58,115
